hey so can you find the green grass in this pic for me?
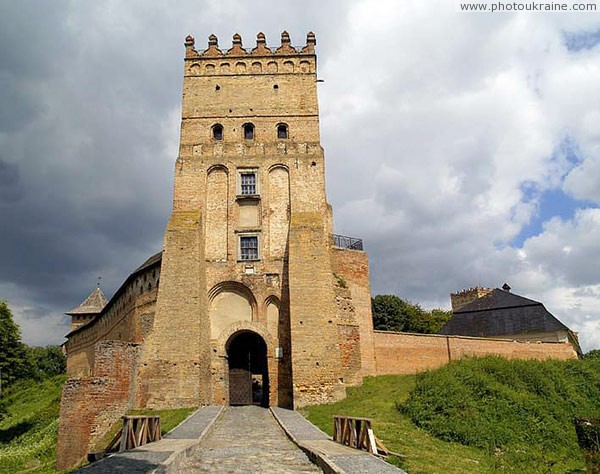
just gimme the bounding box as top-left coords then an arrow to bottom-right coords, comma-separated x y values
302,375 -> 495,473
402,356 -> 600,473
303,357 -> 600,474
0,375 -> 67,474
0,376 -> 194,473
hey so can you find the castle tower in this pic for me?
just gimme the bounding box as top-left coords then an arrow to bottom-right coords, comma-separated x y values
65,286 -> 107,331
136,32 -> 350,408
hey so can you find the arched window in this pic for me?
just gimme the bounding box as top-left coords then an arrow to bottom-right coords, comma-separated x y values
277,123 -> 288,139
212,124 -> 223,140
243,123 -> 254,140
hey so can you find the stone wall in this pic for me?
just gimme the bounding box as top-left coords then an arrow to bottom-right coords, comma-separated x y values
56,341 -> 140,470
373,330 -> 578,375
331,248 -> 376,379
65,264 -> 160,377
288,212 -> 345,407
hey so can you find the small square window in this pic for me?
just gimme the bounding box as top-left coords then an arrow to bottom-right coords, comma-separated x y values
240,173 -> 256,195
240,236 -> 259,261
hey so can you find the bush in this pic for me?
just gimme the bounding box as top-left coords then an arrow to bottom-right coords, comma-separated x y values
401,356 -> 600,471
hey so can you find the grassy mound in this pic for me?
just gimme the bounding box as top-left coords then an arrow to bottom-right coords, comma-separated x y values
401,356 -> 600,472
0,375 -> 67,474
303,375 -> 496,473
0,376 -> 194,473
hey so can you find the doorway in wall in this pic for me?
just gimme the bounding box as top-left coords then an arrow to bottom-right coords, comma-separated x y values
227,331 -> 269,407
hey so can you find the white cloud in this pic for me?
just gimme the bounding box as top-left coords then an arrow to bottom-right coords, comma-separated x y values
1,0 -> 600,353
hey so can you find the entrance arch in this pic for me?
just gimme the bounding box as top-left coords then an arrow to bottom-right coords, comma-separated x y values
227,331 -> 269,407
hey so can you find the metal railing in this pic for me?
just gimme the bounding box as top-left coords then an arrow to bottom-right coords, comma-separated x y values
332,234 -> 364,251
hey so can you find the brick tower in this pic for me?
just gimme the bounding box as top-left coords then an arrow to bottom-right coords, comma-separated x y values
136,31 -> 362,409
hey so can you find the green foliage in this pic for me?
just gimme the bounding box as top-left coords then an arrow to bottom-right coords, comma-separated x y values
401,356 -> 600,472
333,273 -> 347,288
0,375 -> 67,473
303,375 -> 496,473
0,300 -> 34,389
584,349 -> 600,360
371,295 -> 451,334
30,346 -> 66,379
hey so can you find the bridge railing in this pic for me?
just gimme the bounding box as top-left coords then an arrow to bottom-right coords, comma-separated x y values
333,415 -> 404,459
106,415 -> 161,453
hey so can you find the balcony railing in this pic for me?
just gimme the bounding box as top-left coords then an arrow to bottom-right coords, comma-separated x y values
332,234 -> 364,251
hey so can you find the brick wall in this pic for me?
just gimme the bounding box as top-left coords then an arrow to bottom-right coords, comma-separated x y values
331,248 -> 376,379
56,341 -> 140,470
373,330 -> 578,375
64,266 -> 159,377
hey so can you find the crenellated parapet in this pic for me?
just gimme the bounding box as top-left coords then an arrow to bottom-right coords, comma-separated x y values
184,31 -> 317,76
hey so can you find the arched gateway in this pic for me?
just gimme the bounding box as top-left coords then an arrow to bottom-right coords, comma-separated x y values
227,331 -> 269,407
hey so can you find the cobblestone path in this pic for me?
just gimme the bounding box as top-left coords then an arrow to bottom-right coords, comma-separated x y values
179,406 -> 322,473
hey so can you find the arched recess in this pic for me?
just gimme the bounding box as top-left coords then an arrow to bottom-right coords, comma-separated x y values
268,165 -> 290,258
265,295 -> 280,340
205,166 -> 228,260
208,281 -> 257,340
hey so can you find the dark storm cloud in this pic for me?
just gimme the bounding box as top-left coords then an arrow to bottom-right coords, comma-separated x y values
0,0 -> 357,344
0,1 -> 178,337
3,0 -> 599,352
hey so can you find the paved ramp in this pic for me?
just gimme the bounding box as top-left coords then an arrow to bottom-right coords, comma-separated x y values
178,405 -> 322,473
77,406 -> 405,473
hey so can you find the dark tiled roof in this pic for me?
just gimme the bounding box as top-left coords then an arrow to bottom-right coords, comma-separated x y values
134,251 -> 163,273
65,287 -> 108,315
440,288 -> 570,337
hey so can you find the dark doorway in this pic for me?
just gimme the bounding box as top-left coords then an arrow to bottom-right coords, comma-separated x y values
227,331 -> 269,407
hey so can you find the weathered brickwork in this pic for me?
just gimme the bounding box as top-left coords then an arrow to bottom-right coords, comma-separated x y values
331,248 -> 376,378
65,262 -> 160,376
373,331 -> 578,375
57,31 -> 582,470
56,341 -> 140,470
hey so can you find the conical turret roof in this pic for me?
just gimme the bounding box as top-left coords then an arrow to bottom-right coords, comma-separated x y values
66,287 -> 108,315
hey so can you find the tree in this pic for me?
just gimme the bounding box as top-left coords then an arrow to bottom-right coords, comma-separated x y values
583,349 -> 600,360
371,295 -> 452,334
371,295 -> 409,332
30,345 -> 66,378
0,300 -> 33,389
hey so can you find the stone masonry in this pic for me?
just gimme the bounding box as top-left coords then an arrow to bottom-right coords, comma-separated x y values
57,31 -> 578,470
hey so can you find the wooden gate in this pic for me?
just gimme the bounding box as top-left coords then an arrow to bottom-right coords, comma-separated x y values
229,368 -> 252,405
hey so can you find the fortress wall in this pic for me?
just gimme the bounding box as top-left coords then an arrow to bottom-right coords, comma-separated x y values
288,212 -> 345,407
56,341 -> 140,470
337,324 -> 362,386
331,248 -> 376,378
135,210 -> 209,409
64,268 -> 159,377
373,331 -> 578,375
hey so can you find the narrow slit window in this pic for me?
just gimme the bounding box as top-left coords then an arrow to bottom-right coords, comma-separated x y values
277,123 -> 288,139
240,236 -> 259,261
212,124 -> 223,140
240,172 -> 256,195
243,123 -> 254,140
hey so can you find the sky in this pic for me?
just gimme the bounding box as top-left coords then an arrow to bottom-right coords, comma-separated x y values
1,0 -> 599,352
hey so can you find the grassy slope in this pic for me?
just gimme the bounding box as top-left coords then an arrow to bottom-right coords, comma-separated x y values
402,356 -> 599,473
303,375 -> 496,473
0,375 -> 67,474
303,357 -> 599,474
0,376 -> 194,474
